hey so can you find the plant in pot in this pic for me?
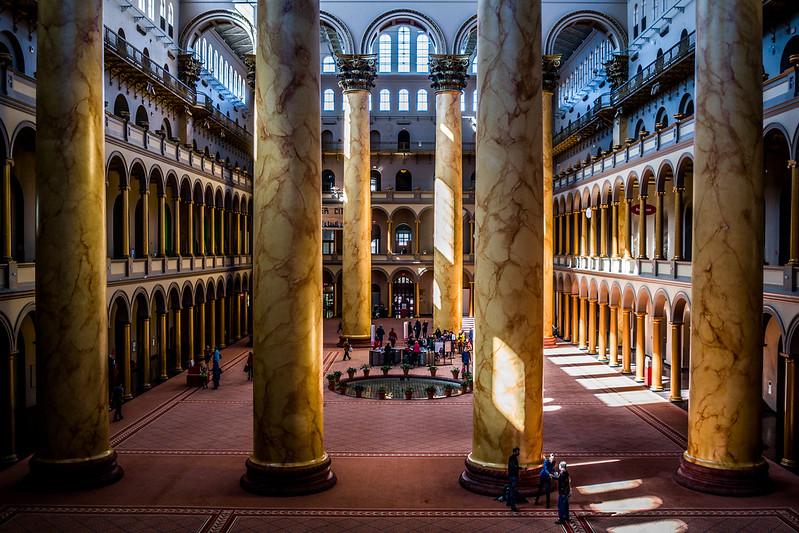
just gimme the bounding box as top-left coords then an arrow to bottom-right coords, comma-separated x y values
381,364 -> 392,376
444,384 -> 454,397
404,386 -> 414,400
333,370 -> 342,383
461,380 -> 469,393
361,364 -> 371,377
425,385 -> 437,400
325,373 -> 336,391
346,367 -> 357,379
466,376 -> 474,393
401,363 -> 412,376
354,384 -> 365,398
428,364 -> 437,377
450,368 -> 460,379
377,386 -> 387,400
336,382 -> 348,394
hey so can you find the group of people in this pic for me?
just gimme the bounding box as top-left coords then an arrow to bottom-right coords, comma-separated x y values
506,449 -> 571,524
198,346 -> 223,389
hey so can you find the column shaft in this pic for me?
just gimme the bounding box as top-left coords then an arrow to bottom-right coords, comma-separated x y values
651,317 -> 663,391
562,292 -> 571,341
2,160 -> 12,261
598,302 -> 608,361
789,161 -> 799,264
600,204 -> 608,257
158,194 -> 166,256
219,208 -> 225,256
611,202 -> 618,257
186,306 -> 194,366
141,191 -> 150,257
621,309 -> 632,373
608,305 -> 619,366
782,356 -> 797,467
31,0 -> 122,487
174,309 -> 182,372
461,0 -> 543,495
122,187 -> 130,257
587,299 -> 597,354
589,208 -> 597,258
571,294 -> 579,345
635,312 -> 646,382
159,313 -> 167,380
637,195 -> 647,259
578,296 -> 587,349
669,322 -> 682,401
141,318 -> 151,389
219,297 -> 226,347
1,351 -> 16,463
198,301 -> 205,356
573,211 -> 579,255
198,204 -> 205,256
654,192 -> 664,260
209,206 -> 216,256
122,323 -> 132,399
623,198 -> 632,257
187,201 -> 194,256
564,210 -> 571,256
580,209 -> 588,256
243,0 -> 335,496
209,299 -> 216,349
173,197 -> 181,256
673,187 -> 683,260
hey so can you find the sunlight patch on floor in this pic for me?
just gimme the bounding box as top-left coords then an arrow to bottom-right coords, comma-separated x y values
561,364 -> 619,377
589,495 -> 663,514
544,347 -> 584,355
607,519 -> 688,532
548,355 -> 598,365
576,478 -> 642,495
576,376 -> 639,390
594,390 -> 670,407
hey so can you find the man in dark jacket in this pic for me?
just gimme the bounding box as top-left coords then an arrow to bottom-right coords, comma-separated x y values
376,325 -> 385,347
553,461 -> 571,524
506,447 -> 521,512
534,453 -> 555,507
111,383 -> 124,422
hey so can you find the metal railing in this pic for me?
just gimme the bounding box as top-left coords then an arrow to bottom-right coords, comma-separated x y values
194,93 -> 252,142
552,93 -> 612,147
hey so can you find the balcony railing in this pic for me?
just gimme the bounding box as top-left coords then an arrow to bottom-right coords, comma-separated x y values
194,93 -> 253,149
552,93 -> 613,154
322,141 -> 476,154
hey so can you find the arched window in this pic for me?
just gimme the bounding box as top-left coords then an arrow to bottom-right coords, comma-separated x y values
370,169 -> 382,192
395,226 -> 413,251
395,169 -> 412,191
147,0 -> 155,19
416,33 -> 430,73
138,0 -> 146,11
167,3 -> 174,37
633,118 -> 645,138
679,93 -> 694,116
213,50 -> 218,74
655,107 -> 668,128
398,26 -> 411,72
322,55 -> 335,73
398,89 -> 409,111
322,169 -> 335,192
113,94 -> 130,119
379,89 -> 390,111
417,89 -> 428,111
371,225 -> 381,253
159,0 -> 166,29
472,55 -> 477,74
398,130 -> 410,151
135,105 -> 149,128
472,90 -> 478,111
200,38 -> 207,65
379,34 -> 392,72
323,89 -> 335,111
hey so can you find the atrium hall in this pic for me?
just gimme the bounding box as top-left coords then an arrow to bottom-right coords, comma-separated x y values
1,0 -> 799,530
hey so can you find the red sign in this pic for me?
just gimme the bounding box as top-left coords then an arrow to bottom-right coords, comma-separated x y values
630,203 -> 656,216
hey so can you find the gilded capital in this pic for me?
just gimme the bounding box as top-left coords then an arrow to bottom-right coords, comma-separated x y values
244,54 -> 256,89
604,54 -> 629,90
178,53 -> 203,86
335,54 -> 377,92
542,54 -> 562,93
429,54 -> 470,92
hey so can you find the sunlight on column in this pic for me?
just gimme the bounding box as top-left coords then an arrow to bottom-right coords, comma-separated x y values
343,98 -> 352,161
439,122 -> 455,142
576,478 -> 642,495
434,178 -> 455,264
492,337 -> 526,432
433,279 -> 442,310
608,519 -> 687,533
589,495 -> 663,514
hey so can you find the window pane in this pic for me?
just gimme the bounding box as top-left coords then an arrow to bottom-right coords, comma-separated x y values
398,27 -> 410,72
416,33 -> 429,73
460,93 -> 465,111
322,55 -> 335,73
398,89 -> 409,111
473,90 -> 478,111
379,34 -> 392,72
417,89 -> 428,111
379,89 -> 390,111
323,89 -> 335,111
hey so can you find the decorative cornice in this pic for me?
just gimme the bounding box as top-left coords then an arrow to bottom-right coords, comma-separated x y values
178,54 -> 203,86
243,54 -> 256,89
335,54 -> 377,92
429,54 -> 470,92
542,54 -> 562,93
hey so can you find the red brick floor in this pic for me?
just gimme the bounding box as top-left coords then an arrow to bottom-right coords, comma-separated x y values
1,324 -> 799,532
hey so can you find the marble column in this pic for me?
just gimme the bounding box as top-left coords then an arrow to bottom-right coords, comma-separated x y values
173,197 -> 181,257
789,161 -> 798,264
563,292 -> 571,341
654,192 -> 664,260
122,322 -> 132,399
337,54 -> 376,347
651,316 -> 663,391
571,294 -> 579,345
673,187 -> 683,260
30,0 -> 123,487
634,311 -> 646,382
197,301 -> 205,358
158,193 -> 166,257
669,321 -> 683,401
611,201 -> 619,258
622,197 -> 632,258
122,186 -> 131,257
676,0 -> 768,496
174,309 -> 183,372
782,353 -> 797,468
209,206 -> 216,256
198,203 -> 205,256
572,210 -> 579,257
2,159 -> 12,261
141,318 -> 151,389
219,297 -> 226,348
637,195 -> 648,259
598,302 -> 608,361
235,211 -> 242,255
542,55 -> 560,345
218,208 -> 225,257
578,296 -> 587,349
600,204 -> 608,257
621,309 -> 632,373
587,299 -> 597,355
580,209 -> 588,257
208,298 -> 216,349
589,208 -> 597,258
608,305 -> 619,366
564,209 -> 571,256
186,305 -> 194,365
430,54 -> 469,334
1,350 -> 16,463
141,189 -> 150,257
242,0 -> 335,496
187,200 -> 194,256
461,0 -> 543,496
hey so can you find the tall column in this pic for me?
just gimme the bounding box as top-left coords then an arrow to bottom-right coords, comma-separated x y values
242,292 -> 249,337
243,214 -> 249,255
2,159 -> 12,261
209,205 -> 216,256
600,204 -> 608,257
173,196 -> 181,256
141,318 -> 151,389
31,0 -> 122,487
564,210 -> 571,256
187,200 -> 194,256
235,210 -> 242,255
218,208 -> 225,257
242,0 -> 335,496
673,187 -> 683,260
580,209 -> 588,257
337,54 -> 377,347
198,203 -> 205,256
158,194 -> 166,257
430,54 -> 469,334
611,201 -> 619,258
637,195 -> 647,259
233,294 -> 240,340
141,190 -> 150,257
669,321 -> 682,401
571,294 -> 579,345
789,161 -> 799,264
197,301 -> 205,357
208,298 -> 216,349
621,309 -> 632,373
578,296 -> 587,349
623,197 -> 632,257
651,316 -> 663,391
186,305 -> 194,365
562,292 -> 571,341
676,0 -> 768,494
1,350 -> 16,463
608,304 -> 619,366
386,220 -> 393,254
634,311 -> 646,382
174,309 -> 183,372
589,208 -> 597,258
542,55 -> 560,345
122,323 -> 132,399
461,0 -> 543,496
598,302 -> 608,361
587,299 -> 597,354
573,210 -> 580,256
122,186 -> 130,257
654,192 -> 664,260
218,296 -> 226,347
782,354 -> 797,468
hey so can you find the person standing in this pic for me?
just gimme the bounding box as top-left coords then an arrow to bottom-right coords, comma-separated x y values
422,321 -> 428,338
212,360 -> 222,390
376,324 -> 385,347
199,360 -> 209,389
553,461 -> 571,525
111,383 -> 124,422
506,447 -> 521,512
534,453 -> 556,508
461,347 -> 471,375
413,320 -> 422,339
213,346 -> 222,366
245,351 -> 254,381
343,340 -> 352,361
388,327 -> 398,348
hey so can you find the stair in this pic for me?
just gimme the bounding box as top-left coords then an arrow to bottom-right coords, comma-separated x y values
461,316 -> 475,333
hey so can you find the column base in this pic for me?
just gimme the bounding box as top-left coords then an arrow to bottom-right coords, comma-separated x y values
669,395 -> 685,402
459,455 -> 536,497
543,336 -> 557,348
28,450 -> 123,490
675,454 -> 768,496
338,335 -> 372,348
241,455 -> 336,496
780,457 -> 797,469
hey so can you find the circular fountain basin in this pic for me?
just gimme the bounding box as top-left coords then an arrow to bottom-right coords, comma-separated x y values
336,376 -> 467,400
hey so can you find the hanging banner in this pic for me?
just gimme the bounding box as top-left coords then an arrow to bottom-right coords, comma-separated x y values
322,205 -> 343,230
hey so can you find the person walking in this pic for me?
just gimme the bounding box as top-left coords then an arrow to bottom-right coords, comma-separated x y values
534,453 -> 556,508
553,461 -> 571,525
111,383 -> 124,422
213,346 -> 222,366
422,321 -> 428,338
343,340 -> 352,361
212,360 -> 222,389
199,359 -> 209,389
413,319 -> 422,339
245,351 -> 253,381
388,328 -> 398,348
376,324 -> 385,347
461,347 -> 471,375
506,447 -> 521,512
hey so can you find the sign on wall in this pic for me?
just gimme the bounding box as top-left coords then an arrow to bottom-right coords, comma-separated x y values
322,205 -> 343,230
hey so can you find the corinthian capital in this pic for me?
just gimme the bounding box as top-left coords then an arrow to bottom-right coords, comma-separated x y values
335,54 -> 377,91
429,54 -> 470,92
542,54 -> 562,93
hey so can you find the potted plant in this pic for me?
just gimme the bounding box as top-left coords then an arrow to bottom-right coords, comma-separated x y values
336,382 -> 348,394
428,364 -> 437,377
377,386 -> 387,400
444,384 -> 454,397
425,385 -> 436,400
361,364 -> 371,377
354,384 -> 365,398
450,368 -> 460,379
381,364 -> 392,376
404,386 -> 414,400
466,376 -> 473,393
347,367 -> 357,379
461,380 -> 469,393
333,370 -> 342,383
401,363 -> 412,376
326,373 -> 336,391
